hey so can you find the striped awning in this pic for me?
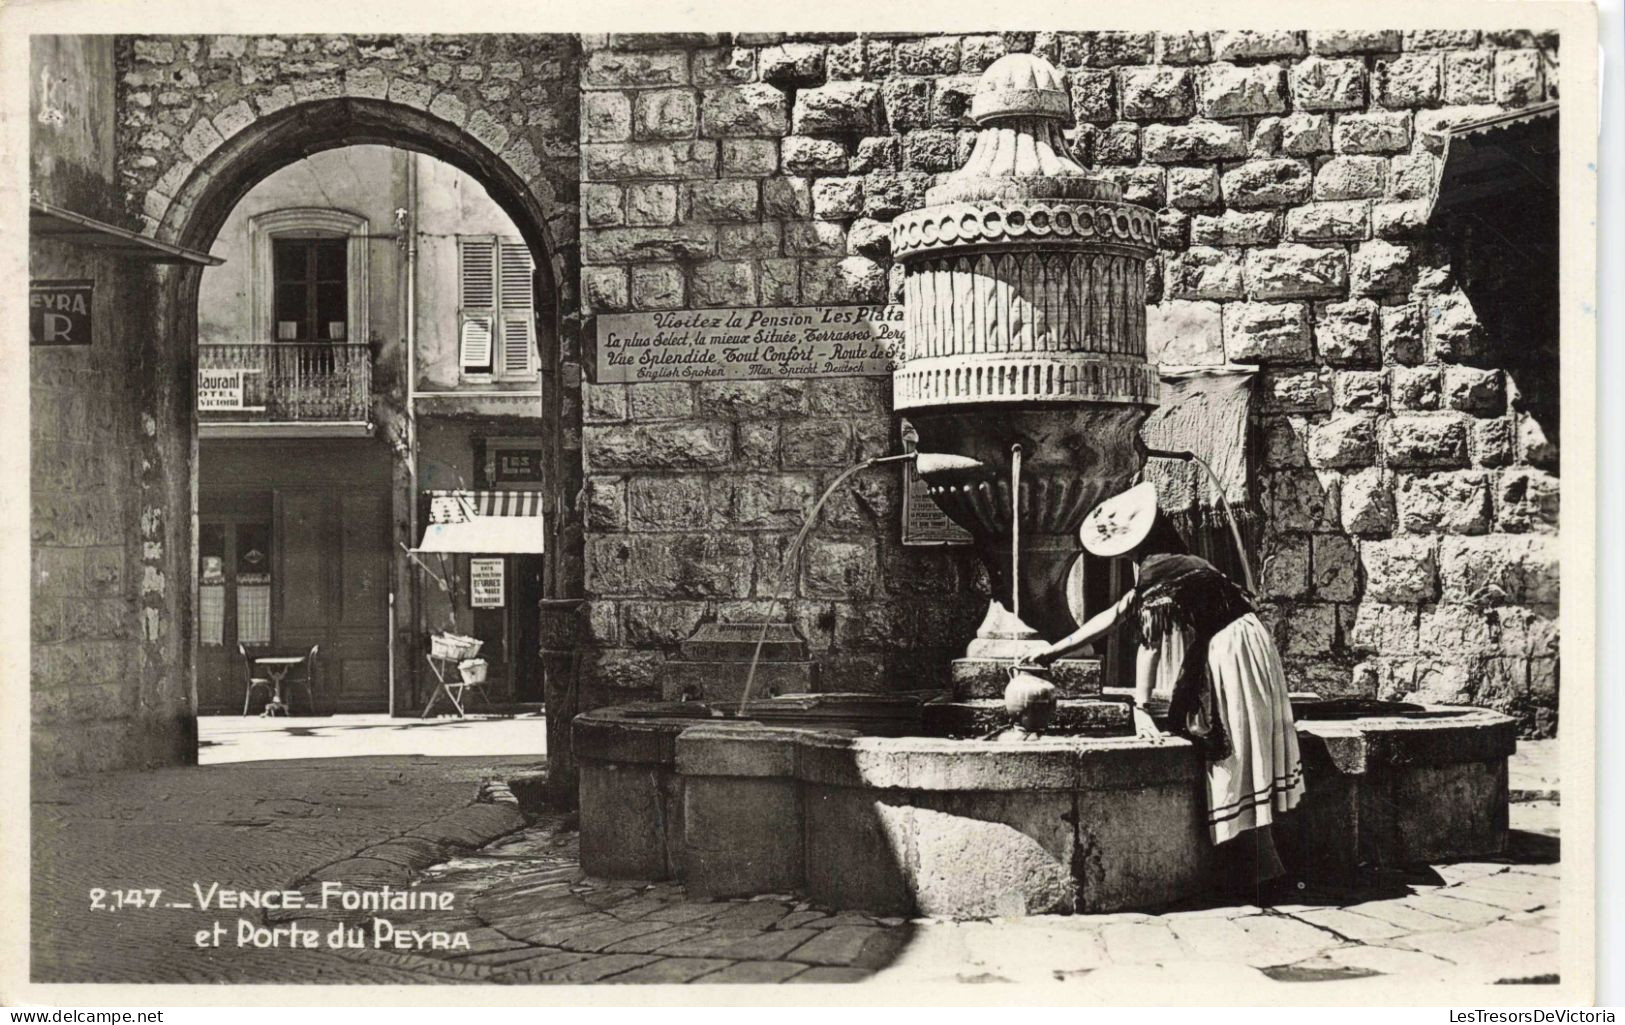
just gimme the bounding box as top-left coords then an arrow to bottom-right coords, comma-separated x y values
414,490 -> 546,554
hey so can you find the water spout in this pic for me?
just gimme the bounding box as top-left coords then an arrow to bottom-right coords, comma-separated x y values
735,450 -> 984,715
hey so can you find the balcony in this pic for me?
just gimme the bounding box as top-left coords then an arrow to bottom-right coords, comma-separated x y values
198,343 -> 372,437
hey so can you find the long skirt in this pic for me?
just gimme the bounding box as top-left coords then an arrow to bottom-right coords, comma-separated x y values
1202,613 -> 1304,846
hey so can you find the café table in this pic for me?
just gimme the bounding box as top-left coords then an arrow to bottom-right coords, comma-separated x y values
252,654 -> 309,717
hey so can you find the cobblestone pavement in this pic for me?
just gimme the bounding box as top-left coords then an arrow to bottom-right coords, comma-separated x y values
30,741 -> 1560,988
317,799 -> 1560,987
31,756 -> 539,983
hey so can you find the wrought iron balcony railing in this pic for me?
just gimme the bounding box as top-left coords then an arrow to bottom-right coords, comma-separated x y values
197,342 -> 371,424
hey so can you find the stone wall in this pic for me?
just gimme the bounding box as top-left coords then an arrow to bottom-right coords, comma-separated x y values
33,37 -> 195,776
575,29 -> 1561,734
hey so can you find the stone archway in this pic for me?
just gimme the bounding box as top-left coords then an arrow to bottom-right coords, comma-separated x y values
139,89 -> 583,754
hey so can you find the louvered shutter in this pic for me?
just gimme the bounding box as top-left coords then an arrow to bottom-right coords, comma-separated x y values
459,238 -> 496,373
497,239 -> 535,378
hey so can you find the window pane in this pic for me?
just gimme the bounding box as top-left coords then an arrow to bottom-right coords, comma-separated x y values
273,240 -> 307,282
236,523 -> 272,584
316,283 -> 347,340
275,284 -> 308,339
314,240 -> 347,281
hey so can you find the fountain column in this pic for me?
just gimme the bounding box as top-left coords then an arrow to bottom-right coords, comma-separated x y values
891,54 -> 1158,693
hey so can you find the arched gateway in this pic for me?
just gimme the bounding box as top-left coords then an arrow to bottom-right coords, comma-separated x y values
124,40 -> 586,774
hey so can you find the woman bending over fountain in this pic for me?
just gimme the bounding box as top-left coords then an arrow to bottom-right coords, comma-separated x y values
1032,481 -> 1305,893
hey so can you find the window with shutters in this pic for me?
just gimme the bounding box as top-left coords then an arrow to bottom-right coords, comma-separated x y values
459,236 -> 535,380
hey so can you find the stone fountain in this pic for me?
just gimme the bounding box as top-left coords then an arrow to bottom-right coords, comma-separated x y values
891,53 -> 1159,696
570,53 -> 1516,921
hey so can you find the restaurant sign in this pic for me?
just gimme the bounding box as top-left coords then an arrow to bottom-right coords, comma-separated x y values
595,304 -> 903,384
198,368 -> 256,411
29,279 -> 93,346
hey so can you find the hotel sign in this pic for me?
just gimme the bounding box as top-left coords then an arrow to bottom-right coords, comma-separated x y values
29,280 -> 93,346
198,368 -> 261,411
595,304 -> 904,384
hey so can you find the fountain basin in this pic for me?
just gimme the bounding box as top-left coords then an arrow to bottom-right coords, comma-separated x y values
573,698 -> 1515,919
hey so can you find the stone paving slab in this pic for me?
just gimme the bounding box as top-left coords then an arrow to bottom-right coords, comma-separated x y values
30,755 -> 1564,989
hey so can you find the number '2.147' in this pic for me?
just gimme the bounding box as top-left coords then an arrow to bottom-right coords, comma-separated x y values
89,888 -> 164,910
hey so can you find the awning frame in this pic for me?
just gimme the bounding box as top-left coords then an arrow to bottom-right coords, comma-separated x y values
30,200 -> 223,266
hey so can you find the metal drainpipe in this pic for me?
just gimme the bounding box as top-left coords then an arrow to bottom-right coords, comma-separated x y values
402,152 -> 421,715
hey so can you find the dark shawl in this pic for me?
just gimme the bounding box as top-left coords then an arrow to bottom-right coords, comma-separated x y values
1126,554 -> 1256,761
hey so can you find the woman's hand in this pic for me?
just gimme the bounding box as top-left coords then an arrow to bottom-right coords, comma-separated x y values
1028,645 -> 1060,667
1131,705 -> 1163,743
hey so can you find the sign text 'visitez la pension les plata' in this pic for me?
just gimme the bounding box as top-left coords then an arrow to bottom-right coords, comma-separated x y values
594,304 -> 903,384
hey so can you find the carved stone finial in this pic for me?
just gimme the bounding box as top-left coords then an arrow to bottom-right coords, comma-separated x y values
969,53 -> 1072,124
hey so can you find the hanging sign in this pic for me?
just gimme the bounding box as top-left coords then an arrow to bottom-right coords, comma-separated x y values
29,279 -> 93,346
595,304 -> 904,384
470,557 -> 506,608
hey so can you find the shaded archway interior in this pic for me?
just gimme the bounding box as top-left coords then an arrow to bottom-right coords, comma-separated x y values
160,96 -> 572,592
161,97 -> 579,735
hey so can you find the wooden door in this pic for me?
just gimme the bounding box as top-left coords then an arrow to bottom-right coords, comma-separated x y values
274,488 -> 391,712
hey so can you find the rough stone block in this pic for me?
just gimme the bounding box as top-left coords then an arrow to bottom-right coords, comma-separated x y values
700,84 -> 790,137
683,179 -> 760,223
583,91 -> 632,142
1221,159 -> 1311,208
1340,468 -> 1395,535
1285,201 -> 1370,242
1147,300 -> 1225,366
1438,535 -> 1558,604
1309,30 -> 1402,54
1444,50 -> 1496,104
1360,536 -> 1439,602
584,140 -> 718,182
585,50 -> 689,89
759,43 -> 827,85
1190,209 -> 1280,246
634,88 -> 698,139
1496,468 -> 1560,534
1396,471 -> 1492,535
1262,535 -> 1311,599
1270,466 -> 1338,530
1381,303 -> 1426,365
1291,56 -> 1366,111
1223,301 -> 1311,362
1335,111 -> 1412,155
1314,155 -> 1389,201
1141,119 -> 1246,163
1376,54 -> 1443,108
800,256 -> 886,304
1198,63 -> 1287,117
1167,246 -> 1244,300
1120,66 -> 1194,119
689,260 -> 756,307
1443,366 -> 1505,415
1334,370 -> 1386,411
1279,112 -> 1332,157
1315,298 -> 1380,366
1383,414 -> 1469,469
1245,244 -> 1348,299
1351,239 -> 1414,296
1426,291 -> 1489,364
812,176 -> 864,220
629,264 -> 684,309
1495,50 -> 1547,106
625,183 -> 678,226
692,46 -> 757,87
1164,167 -> 1219,210
1309,414 -> 1378,468
585,423 -> 731,471
1157,32 -> 1211,64
1211,30 -> 1305,60
1391,365 -> 1442,411
782,136 -> 848,175
793,81 -> 880,135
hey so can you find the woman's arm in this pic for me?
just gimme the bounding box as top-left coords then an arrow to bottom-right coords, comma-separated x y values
1134,643 -> 1159,707
1032,589 -> 1134,663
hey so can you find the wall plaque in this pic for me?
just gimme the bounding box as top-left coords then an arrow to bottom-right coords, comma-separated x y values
29,279 -> 92,346
595,304 -> 904,384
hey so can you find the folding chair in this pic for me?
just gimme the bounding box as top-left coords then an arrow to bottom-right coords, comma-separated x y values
239,643 -> 273,716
